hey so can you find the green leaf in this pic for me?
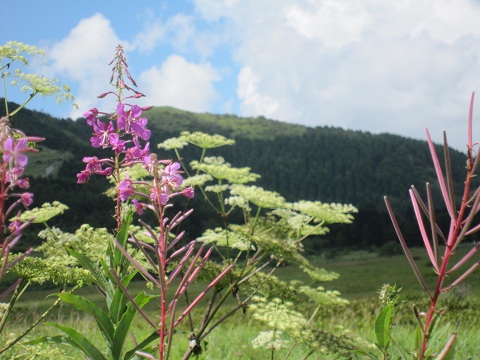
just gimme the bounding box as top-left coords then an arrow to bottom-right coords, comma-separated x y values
57,293 -> 114,345
114,211 -> 133,268
414,325 -> 423,356
44,322 -> 107,360
26,335 -> 75,346
123,331 -> 159,360
375,304 -> 393,350
109,271 -> 137,323
112,292 -> 154,359
67,248 -> 114,300
349,349 -> 379,360
434,332 -> 456,360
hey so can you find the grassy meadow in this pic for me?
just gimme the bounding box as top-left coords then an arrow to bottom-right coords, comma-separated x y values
3,246 -> 480,359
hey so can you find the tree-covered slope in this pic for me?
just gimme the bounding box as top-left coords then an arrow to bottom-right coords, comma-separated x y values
1,100 -> 469,248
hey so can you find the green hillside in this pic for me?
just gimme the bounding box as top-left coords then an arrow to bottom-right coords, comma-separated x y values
1,100 -> 470,250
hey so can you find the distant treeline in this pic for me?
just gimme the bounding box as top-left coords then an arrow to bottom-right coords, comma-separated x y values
2,100 -> 474,252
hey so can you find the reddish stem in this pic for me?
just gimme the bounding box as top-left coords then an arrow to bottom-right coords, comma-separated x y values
0,162 -> 6,241
419,159 -> 474,359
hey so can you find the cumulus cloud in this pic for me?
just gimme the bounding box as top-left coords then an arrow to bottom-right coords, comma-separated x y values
137,55 -> 219,112
237,67 -> 279,116
38,11 -> 212,119
131,13 -> 195,53
193,0 -> 480,150
41,13 -> 121,119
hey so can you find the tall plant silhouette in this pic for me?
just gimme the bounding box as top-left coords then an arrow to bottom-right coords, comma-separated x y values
385,93 -> 480,359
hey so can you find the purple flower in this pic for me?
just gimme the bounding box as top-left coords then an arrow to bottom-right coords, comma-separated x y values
117,103 -> 142,131
90,121 -> 116,148
131,117 -> 151,140
149,191 -> 169,205
125,142 -> 151,165
99,167 -> 113,176
17,178 -> 30,189
83,108 -> 99,126
8,218 -> 22,235
118,177 -> 134,201
6,166 -> 24,183
162,162 -> 183,189
3,137 -> 29,167
160,193 -> 169,205
109,134 -> 126,154
77,157 -> 113,183
21,192 -> 34,207
132,199 -> 144,215
181,187 -> 195,199
83,156 -> 102,173
77,170 -> 90,184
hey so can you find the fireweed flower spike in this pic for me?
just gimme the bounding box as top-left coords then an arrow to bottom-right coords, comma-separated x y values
72,45 -> 232,360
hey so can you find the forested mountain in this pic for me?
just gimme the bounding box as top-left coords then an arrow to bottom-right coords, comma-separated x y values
1,100 -> 470,251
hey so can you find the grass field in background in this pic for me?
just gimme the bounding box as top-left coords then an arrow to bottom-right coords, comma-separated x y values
3,247 -> 480,358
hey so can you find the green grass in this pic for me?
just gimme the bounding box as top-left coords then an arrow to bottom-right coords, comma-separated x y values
25,147 -> 74,178
3,247 -> 480,359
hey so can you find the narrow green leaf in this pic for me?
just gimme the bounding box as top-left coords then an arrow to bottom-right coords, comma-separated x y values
25,335 -> 74,346
114,210 -> 133,268
414,325 -> 423,356
44,322 -> 107,360
123,331 -> 159,360
375,304 -> 393,350
67,248 -> 114,299
57,293 -> 114,345
112,292 -> 154,360
434,332 -> 456,360
109,271 -> 137,323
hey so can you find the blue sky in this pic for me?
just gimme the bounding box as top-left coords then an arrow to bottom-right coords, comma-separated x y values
2,0 -> 480,150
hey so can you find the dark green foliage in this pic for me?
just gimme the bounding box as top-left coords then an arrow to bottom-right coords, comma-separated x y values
378,241 -> 403,257
1,100 -> 469,249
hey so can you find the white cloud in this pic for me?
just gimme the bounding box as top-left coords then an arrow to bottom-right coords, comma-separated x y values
237,66 -> 279,116
131,13 -> 195,53
192,0 -> 239,21
285,1 -> 370,48
41,13 -> 121,119
137,55 -> 219,112
193,0 -> 480,150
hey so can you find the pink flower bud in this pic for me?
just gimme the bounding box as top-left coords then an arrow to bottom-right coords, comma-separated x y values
97,92 -> 113,98
25,136 -> 45,143
181,187 -> 195,199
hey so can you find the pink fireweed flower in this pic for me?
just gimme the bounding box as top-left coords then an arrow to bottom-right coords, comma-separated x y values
77,157 -> 113,183
181,187 -> 195,199
124,142 -> 151,166
17,178 -> 30,189
98,167 -> 113,176
109,134 -> 126,154
132,199 -> 144,215
118,176 -> 134,201
21,192 -> 34,207
77,170 -> 90,184
162,162 -> 183,190
3,137 -> 29,167
131,117 -> 151,141
91,120 -> 116,148
83,108 -> 99,125
6,166 -> 25,184
117,103 -> 142,131
8,217 -> 23,235
149,191 -> 170,206
83,156 -> 103,173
